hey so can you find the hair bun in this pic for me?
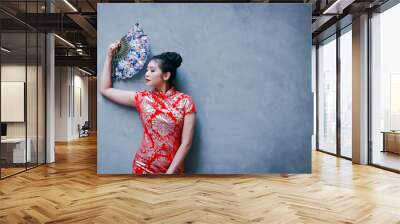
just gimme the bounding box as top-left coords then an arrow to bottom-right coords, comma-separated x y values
161,52 -> 182,68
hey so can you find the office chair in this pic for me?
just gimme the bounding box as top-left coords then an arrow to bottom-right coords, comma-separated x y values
79,121 -> 90,138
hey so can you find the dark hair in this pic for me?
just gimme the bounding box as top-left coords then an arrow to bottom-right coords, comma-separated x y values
150,52 -> 182,83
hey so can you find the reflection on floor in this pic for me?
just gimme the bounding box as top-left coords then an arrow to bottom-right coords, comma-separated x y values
0,163 -> 41,178
0,167 -> 25,177
341,147 -> 352,158
373,150 -> 400,171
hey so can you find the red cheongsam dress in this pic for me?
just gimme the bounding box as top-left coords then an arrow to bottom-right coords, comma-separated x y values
132,86 -> 196,174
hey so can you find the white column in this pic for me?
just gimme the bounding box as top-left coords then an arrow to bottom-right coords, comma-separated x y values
45,0 -> 55,163
46,33 -> 55,163
312,45 -> 317,151
352,14 -> 369,164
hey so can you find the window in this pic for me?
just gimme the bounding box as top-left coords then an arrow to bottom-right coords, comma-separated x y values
317,35 -> 337,154
339,27 -> 352,158
0,1 -> 47,179
370,3 -> 400,171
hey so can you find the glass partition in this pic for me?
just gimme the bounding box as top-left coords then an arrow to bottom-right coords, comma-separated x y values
27,31 -> 38,169
0,1 -> 46,179
1,31 -> 28,177
317,35 -> 337,154
38,32 -> 45,165
339,27 -> 352,158
370,3 -> 400,171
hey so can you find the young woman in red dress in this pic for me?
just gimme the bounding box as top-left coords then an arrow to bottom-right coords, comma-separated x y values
100,41 -> 196,175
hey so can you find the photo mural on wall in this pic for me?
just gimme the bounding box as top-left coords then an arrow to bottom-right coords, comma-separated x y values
98,3 -> 313,174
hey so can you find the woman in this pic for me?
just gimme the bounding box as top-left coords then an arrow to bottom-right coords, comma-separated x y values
100,41 -> 196,175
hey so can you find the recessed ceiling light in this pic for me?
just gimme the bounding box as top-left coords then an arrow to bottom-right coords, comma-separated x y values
322,0 -> 353,15
1,47 -> 11,53
54,34 -> 75,48
63,0 -> 78,12
78,67 -> 92,76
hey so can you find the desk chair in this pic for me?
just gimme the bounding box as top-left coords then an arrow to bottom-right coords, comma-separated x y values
78,121 -> 90,138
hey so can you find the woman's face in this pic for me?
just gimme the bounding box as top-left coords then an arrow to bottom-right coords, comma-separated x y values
145,60 -> 169,87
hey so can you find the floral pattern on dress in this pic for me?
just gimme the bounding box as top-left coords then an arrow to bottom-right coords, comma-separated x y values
132,87 -> 196,174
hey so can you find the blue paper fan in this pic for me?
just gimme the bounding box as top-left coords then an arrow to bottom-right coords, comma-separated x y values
112,23 -> 151,80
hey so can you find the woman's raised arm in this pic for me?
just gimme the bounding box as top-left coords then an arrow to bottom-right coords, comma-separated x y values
100,41 -> 137,107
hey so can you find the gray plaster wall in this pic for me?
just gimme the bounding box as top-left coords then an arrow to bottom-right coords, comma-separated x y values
97,3 -> 312,174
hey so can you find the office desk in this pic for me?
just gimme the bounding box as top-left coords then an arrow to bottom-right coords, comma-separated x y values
381,131 -> 400,154
1,138 -> 31,163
